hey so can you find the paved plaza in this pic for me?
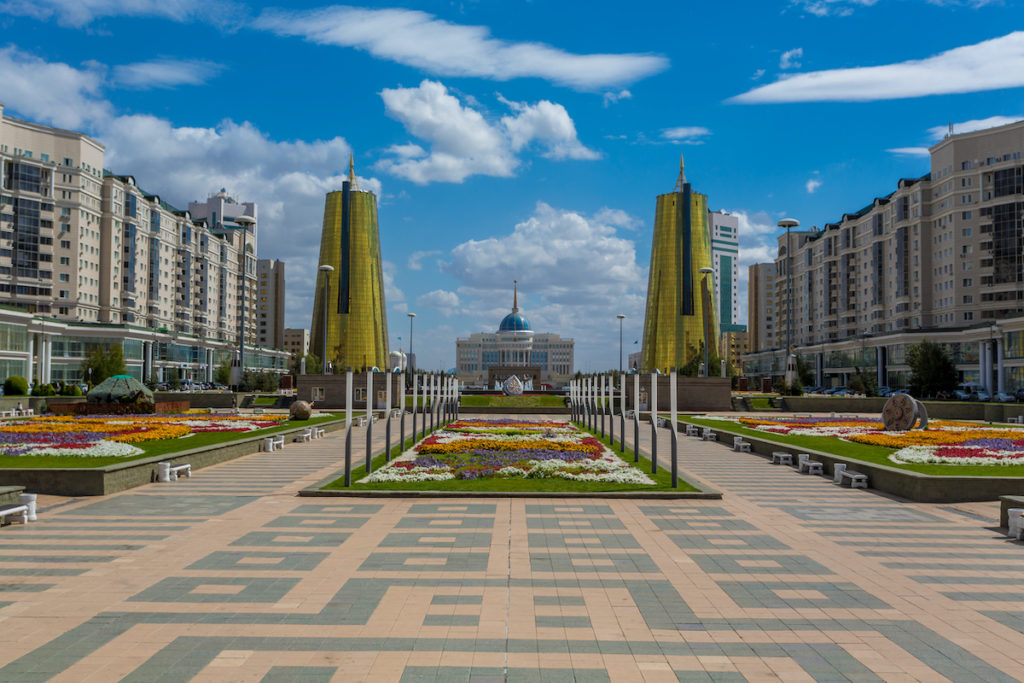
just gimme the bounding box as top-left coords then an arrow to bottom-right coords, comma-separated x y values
1,415 -> 1023,681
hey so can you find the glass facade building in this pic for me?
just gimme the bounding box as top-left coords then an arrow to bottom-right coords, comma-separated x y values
310,161 -> 389,371
641,162 -> 718,372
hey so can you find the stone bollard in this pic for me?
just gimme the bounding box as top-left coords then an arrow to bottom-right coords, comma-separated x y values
833,463 -> 846,483
158,462 -> 171,482
20,493 -> 37,521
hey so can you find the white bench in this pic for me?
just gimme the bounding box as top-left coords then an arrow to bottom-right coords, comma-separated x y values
313,427 -> 325,439
771,451 -> 793,466
158,462 -> 191,481
1008,508 -> 1024,541
797,453 -> 823,475
701,428 -> 717,442
732,437 -> 751,452
625,410 -> 636,419
263,435 -> 285,451
1009,417 -> 1024,425
295,428 -> 312,443
0,410 -> 13,418
0,504 -> 28,525
685,424 -> 700,437
16,408 -> 33,417
253,408 -> 265,415
834,463 -> 868,488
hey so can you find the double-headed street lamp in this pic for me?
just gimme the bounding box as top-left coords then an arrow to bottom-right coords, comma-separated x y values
233,215 -> 256,386
318,264 -> 334,375
616,314 -> 626,373
699,266 -> 714,377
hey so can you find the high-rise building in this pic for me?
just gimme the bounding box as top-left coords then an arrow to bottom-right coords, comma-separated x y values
310,157 -> 389,371
709,210 -> 739,328
283,328 -> 309,359
719,323 -> 748,367
747,263 -> 776,352
257,259 -> 285,349
640,158 -> 718,372
455,282 -> 574,388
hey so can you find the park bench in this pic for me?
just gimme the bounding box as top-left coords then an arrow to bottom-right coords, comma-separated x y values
1007,508 -> 1024,541
0,410 -> 13,418
313,427 -> 325,439
701,428 -> 717,442
158,462 -> 191,481
16,408 -> 33,417
624,409 -> 636,419
1009,417 -> 1024,425
833,463 -> 868,488
295,428 -> 313,443
797,453 -> 823,475
732,437 -> 751,452
0,504 -> 29,526
685,424 -> 700,437
253,408 -> 265,415
263,435 -> 285,452
771,451 -> 793,466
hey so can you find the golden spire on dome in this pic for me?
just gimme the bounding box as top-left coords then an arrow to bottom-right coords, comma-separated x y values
512,280 -> 518,314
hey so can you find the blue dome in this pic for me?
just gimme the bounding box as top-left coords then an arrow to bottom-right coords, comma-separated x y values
498,312 -> 532,332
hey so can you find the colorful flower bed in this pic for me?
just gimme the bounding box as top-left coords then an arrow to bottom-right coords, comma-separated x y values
0,413 -> 289,458
728,415 -> 1024,466
362,419 -> 655,484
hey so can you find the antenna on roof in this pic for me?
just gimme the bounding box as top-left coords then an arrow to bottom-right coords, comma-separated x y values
948,122 -> 954,138
674,154 -> 686,191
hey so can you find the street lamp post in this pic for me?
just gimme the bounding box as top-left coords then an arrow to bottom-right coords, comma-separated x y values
777,218 -> 800,354
407,313 -> 416,376
699,266 -> 714,377
616,314 -> 626,374
233,215 -> 256,388
318,264 -> 334,375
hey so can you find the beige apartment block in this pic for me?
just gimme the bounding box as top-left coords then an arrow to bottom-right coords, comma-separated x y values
746,262 -> 776,351
257,259 -> 285,349
283,327 -> 309,359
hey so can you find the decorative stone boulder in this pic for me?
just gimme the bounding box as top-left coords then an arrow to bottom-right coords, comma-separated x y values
290,400 -> 313,421
882,393 -> 928,431
503,375 -> 524,396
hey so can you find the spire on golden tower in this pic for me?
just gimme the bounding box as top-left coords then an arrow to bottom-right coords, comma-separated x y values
347,153 -> 359,190
674,154 -> 687,191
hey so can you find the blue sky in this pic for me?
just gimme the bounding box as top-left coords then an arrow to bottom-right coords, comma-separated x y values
1,0 -> 1022,371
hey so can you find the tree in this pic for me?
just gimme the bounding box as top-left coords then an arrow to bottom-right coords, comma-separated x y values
848,366 -> 878,397
290,353 -> 320,375
81,344 -> 126,386
213,359 -> 231,386
906,341 -> 957,398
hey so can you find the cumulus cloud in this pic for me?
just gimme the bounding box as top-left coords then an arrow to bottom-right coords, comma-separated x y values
377,80 -> 598,184
789,0 -> 878,17
442,202 -> 648,369
0,0 -> 243,27
805,177 -> 823,193
417,289 -> 461,316
407,250 -> 441,271
593,207 -> 642,231
0,46 -> 110,130
112,58 -> 224,89
888,115 -> 1022,157
751,68 -> 766,80
602,89 -> 632,107
727,209 -> 783,325
732,32 -> 1024,103
887,147 -> 931,157
661,126 -> 711,144
254,5 -> 668,90
779,48 -> 803,70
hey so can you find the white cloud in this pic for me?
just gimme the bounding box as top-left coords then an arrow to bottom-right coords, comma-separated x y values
0,0 -> 242,27
407,250 -> 441,271
112,58 -> 224,89
780,47 -> 803,70
593,207 -> 642,231
805,177 -> 823,193
661,126 -> 712,143
732,32 -> 1024,103
927,115 -> 1024,140
0,46 -> 110,130
382,260 -> 405,303
602,89 -> 632,107
254,6 -> 668,90
751,68 -> 766,81
789,0 -> 878,17
417,289 -> 461,316
887,147 -> 931,157
727,209 -> 783,326
377,80 -> 598,184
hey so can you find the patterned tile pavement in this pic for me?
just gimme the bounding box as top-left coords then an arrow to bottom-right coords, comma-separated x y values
0,413 -> 1022,681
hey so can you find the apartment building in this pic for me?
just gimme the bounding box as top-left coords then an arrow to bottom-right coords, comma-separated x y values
747,263 -> 776,352
256,259 -> 285,349
283,328 -> 309,359
745,119 -> 1024,393
709,210 -> 740,328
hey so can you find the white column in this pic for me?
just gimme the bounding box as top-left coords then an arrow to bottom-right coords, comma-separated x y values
345,367 -> 353,428
997,337 -> 1005,394
366,369 -> 373,416
979,342 -> 988,391
386,370 -> 392,414
27,333 -> 35,385
41,337 -> 50,383
633,373 -> 639,415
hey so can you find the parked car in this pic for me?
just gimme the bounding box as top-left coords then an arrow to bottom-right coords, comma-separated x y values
970,389 -> 991,402
1015,387 -> 1024,402
953,383 -> 983,401
824,386 -> 847,396
994,391 -> 1016,403
876,386 -> 892,397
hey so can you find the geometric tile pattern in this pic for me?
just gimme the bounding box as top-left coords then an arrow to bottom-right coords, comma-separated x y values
0,416 -> 1023,682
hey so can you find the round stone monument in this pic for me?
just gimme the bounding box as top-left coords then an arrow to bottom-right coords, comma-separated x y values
290,400 -> 313,421
503,375 -> 524,396
882,393 -> 928,431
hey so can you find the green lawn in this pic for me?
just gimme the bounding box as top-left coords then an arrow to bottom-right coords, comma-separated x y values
681,415 -> 1024,477
0,413 -> 342,469
252,396 -> 279,407
747,397 -> 776,411
459,394 -> 566,408
322,421 -> 699,492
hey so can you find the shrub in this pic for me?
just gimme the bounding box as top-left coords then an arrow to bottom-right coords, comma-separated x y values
60,384 -> 83,396
31,383 -> 57,397
3,376 -> 29,396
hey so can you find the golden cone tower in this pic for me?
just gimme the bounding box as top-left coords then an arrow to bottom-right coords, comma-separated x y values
640,157 -> 718,372
310,156 -> 389,371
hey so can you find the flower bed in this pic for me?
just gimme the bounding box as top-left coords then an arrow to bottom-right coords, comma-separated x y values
361,419 -> 655,484
729,415 -> 1024,467
0,413 -> 289,458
